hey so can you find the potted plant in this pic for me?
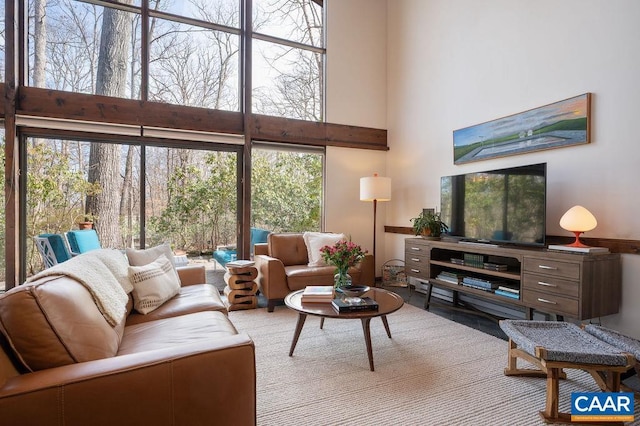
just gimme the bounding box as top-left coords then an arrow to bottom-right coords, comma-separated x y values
410,210 -> 448,239
77,213 -> 96,230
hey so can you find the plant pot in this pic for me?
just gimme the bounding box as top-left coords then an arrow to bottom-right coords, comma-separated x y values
78,221 -> 93,230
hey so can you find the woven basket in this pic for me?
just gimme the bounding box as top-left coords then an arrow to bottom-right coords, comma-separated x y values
382,259 -> 407,287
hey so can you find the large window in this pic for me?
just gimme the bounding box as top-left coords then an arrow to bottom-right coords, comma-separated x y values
252,144 -> 323,232
28,0 -> 142,97
26,0 -> 324,118
10,0 -> 330,288
252,0 -> 324,120
25,136 -> 240,276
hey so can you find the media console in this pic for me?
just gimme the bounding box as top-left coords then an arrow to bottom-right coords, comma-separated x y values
404,238 -> 621,320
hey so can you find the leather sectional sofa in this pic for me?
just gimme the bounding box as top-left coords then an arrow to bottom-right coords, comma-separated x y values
254,232 -> 375,312
0,251 -> 256,426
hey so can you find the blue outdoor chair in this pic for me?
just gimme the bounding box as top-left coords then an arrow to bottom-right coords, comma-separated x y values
34,234 -> 73,269
213,227 -> 270,269
65,229 -> 102,256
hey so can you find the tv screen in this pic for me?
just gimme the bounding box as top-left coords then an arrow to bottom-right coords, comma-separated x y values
440,163 -> 546,246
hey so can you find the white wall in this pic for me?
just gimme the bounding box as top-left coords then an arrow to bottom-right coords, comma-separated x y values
386,0 -> 640,338
325,0 -> 389,274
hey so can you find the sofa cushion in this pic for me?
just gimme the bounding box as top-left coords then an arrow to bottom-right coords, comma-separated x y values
118,311 -> 237,355
268,233 -> 309,266
126,284 -> 227,326
302,232 -> 347,266
0,277 -> 122,372
126,243 -> 177,268
129,254 -> 181,314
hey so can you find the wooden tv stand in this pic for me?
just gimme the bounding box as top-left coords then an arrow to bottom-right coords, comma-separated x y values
404,238 -> 621,320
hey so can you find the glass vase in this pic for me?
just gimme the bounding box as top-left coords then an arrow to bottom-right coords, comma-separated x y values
334,267 -> 352,290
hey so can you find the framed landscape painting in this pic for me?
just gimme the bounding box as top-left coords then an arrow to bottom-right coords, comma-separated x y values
453,93 -> 591,164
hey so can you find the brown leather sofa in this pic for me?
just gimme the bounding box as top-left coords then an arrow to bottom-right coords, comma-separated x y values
0,264 -> 256,426
254,233 -> 375,312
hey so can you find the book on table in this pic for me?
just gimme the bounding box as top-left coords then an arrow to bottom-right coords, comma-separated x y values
331,297 -> 379,313
301,285 -> 334,303
226,259 -> 255,268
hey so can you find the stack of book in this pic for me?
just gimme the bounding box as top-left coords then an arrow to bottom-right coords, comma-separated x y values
461,277 -> 501,291
495,285 -> 520,299
463,253 -> 486,268
331,297 -> 379,313
435,271 -> 463,285
301,286 -> 334,303
483,262 -> 508,272
450,258 -> 465,266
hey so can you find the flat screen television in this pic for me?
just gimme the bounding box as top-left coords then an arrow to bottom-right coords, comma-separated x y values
440,163 -> 546,247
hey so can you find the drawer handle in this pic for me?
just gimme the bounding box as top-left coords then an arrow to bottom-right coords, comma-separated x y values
410,247 -> 421,251
410,269 -> 421,273
538,265 -> 558,270
537,297 -> 557,305
411,258 -> 421,262
537,281 -> 558,287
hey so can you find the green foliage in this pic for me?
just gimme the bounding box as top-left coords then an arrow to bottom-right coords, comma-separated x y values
26,142 -> 101,274
252,150 -> 322,232
147,152 -> 238,252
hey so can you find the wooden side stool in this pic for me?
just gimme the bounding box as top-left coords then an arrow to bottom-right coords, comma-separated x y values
499,320 -> 634,425
224,265 -> 259,311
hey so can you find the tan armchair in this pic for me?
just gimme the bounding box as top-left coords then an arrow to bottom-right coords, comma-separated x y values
254,233 -> 375,312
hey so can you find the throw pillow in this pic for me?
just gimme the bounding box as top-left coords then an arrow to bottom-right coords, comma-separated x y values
126,243 -> 176,267
128,254 -> 181,314
303,232 -> 347,267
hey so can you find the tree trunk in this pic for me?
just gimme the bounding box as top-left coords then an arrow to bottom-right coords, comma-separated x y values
87,3 -> 133,248
32,0 -> 47,87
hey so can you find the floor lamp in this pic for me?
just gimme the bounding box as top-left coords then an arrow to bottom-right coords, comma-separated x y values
360,174 -> 391,277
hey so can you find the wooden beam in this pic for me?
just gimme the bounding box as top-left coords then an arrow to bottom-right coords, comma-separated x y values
384,226 -> 640,255
251,114 -> 387,150
18,87 -> 245,135
17,88 -> 389,150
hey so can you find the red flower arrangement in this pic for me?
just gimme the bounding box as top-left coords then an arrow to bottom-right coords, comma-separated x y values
320,240 -> 368,274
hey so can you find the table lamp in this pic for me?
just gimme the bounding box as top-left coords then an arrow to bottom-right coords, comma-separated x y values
360,174 -> 391,271
559,205 -> 597,248
548,205 -> 608,253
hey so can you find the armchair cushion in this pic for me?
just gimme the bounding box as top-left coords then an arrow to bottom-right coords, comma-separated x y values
302,232 -> 346,266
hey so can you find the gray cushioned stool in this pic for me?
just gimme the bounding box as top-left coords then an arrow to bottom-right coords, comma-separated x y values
499,320 -> 634,425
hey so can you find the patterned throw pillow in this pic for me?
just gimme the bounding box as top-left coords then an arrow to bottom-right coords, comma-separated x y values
128,254 -> 181,314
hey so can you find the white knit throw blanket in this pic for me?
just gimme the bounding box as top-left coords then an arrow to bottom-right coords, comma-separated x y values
28,249 -> 131,326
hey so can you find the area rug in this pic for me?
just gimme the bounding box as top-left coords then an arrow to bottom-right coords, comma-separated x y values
229,304 -> 640,426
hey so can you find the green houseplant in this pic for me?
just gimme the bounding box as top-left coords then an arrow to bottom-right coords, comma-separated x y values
410,210 -> 448,239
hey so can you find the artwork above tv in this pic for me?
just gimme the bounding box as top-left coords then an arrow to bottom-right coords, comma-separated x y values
440,163 -> 547,247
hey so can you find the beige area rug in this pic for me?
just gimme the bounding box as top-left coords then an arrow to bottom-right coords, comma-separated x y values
229,304 -> 640,426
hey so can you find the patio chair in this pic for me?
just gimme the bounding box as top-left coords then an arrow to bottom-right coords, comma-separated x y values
212,227 -> 270,269
65,229 -> 101,256
33,234 -> 73,269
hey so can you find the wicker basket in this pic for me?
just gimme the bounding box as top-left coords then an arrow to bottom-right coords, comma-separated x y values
381,259 -> 407,287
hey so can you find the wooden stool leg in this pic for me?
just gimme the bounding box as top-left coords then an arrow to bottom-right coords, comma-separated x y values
539,367 -> 568,423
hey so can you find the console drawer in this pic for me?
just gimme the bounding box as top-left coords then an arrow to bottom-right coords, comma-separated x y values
405,261 -> 430,280
406,241 -> 429,254
522,288 -> 579,317
523,258 -> 580,280
522,274 -> 579,298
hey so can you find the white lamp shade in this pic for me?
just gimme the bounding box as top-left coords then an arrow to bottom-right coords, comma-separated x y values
559,205 -> 597,232
360,175 -> 391,201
